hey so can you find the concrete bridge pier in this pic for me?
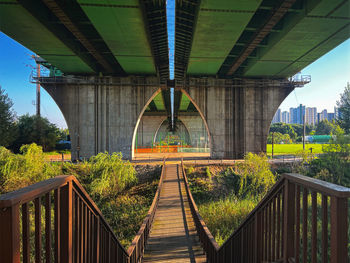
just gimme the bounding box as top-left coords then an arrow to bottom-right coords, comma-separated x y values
43,76 -> 160,160
183,78 -> 294,159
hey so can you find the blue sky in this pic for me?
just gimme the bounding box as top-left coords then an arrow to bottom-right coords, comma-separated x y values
0,30 -> 349,128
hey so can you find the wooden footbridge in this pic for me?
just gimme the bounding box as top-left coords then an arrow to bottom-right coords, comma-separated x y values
0,160 -> 349,263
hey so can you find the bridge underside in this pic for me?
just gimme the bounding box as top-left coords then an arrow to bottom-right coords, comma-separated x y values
0,0 -> 348,159
43,76 -> 293,160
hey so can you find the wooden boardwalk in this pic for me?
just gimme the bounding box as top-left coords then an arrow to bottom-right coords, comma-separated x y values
143,164 -> 206,263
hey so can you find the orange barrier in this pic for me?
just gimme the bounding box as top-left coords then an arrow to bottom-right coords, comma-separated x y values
135,145 -> 191,153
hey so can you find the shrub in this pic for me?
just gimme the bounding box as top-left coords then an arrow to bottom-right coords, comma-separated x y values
0,143 -> 59,193
237,153 -> 276,197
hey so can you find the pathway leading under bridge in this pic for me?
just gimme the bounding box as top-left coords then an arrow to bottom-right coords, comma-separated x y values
143,164 -> 206,262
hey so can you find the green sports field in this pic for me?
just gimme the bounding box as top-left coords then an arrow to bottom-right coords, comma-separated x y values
266,144 -> 325,156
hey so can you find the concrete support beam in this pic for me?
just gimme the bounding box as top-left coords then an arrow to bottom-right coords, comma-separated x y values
43,76 -> 293,160
183,78 -> 294,159
42,76 -> 159,160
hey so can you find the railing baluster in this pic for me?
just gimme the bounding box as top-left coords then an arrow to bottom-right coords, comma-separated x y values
54,188 -> 61,263
272,198 -> 276,261
45,192 -> 52,263
302,188 -> 308,263
22,203 -> 30,263
0,204 -> 20,262
268,202 -> 272,261
254,212 -> 262,263
330,196 -> 348,263
264,206 -> 267,261
295,185 -> 300,263
277,192 -> 281,260
84,205 -> 87,261
74,193 -> 79,263
80,199 -> 84,263
35,197 -> 42,262
283,180 -> 295,263
311,191 -> 317,263
321,195 -> 328,263
60,181 -> 72,263
95,216 -> 100,263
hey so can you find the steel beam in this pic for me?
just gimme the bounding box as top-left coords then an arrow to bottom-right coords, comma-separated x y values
226,0 -> 297,76
41,0 -> 114,73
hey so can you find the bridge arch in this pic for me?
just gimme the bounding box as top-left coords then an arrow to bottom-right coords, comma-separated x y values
131,88 -> 212,159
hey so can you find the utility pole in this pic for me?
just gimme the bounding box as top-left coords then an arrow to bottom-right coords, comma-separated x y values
303,114 -> 306,150
32,55 -> 41,117
272,132 -> 274,159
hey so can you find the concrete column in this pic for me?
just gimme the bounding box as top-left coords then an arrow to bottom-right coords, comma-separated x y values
184,78 -> 294,159
43,76 -> 159,160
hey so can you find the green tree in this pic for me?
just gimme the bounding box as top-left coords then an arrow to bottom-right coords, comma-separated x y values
315,120 -> 334,135
270,123 -> 297,141
337,82 -> 350,134
309,128 -> 350,187
12,114 -> 61,152
267,132 -> 292,144
0,87 -> 17,147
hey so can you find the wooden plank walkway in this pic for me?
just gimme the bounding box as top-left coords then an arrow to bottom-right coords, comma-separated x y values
143,164 -> 206,263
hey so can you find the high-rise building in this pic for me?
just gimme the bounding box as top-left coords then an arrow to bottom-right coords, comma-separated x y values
289,107 -> 298,124
272,109 -> 282,123
319,109 -> 328,122
328,113 -> 335,121
296,104 -> 305,124
282,111 -> 289,123
305,107 -> 317,125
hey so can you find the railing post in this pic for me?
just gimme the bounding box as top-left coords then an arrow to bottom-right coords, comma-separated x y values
283,180 -> 295,263
254,211 -> 262,263
0,204 -> 20,263
330,196 -> 348,263
60,181 -> 73,263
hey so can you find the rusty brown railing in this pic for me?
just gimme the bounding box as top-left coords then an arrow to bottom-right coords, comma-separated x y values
181,160 -> 350,263
0,160 -> 165,263
127,160 -> 166,262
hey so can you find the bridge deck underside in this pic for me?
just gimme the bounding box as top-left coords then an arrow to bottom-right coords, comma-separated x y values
143,164 -> 206,263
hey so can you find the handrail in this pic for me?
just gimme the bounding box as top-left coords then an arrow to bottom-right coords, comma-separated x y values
180,159 -> 350,263
127,158 -> 166,261
180,159 -> 220,258
0,159 -> 166,263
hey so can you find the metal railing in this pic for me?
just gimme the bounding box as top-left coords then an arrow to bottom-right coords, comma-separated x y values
181,160 -> 350,263
0,160 -> 165,263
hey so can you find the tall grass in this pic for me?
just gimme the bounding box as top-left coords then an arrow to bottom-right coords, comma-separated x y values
0,144 -> 60,193
187,153 -> 276,246
0,144 -> 161,248
198,195 -> 258,245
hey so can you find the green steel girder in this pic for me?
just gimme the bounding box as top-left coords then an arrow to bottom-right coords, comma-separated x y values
242,0 -> 350,77
152,92 -> 166,111
140,0 -> 169,81
0,0 -> 95,74
77,0 -> 155,75
161,89 -> 171,119
218,0 -> 298,77
187,0 -> 263,76
148,100 -> 158,111
173,90 -> 182,118
40,0 -> 123,74
175,0 -> 201,79
18,0 -> 125,75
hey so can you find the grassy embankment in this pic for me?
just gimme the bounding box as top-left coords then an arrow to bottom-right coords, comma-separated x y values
0,144 -> 161,248
185,153 -> 275,245
266,143 -> 325,155
186,153 -> 350,259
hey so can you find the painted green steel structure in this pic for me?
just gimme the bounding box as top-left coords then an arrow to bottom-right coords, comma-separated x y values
0,0 -> 349,79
